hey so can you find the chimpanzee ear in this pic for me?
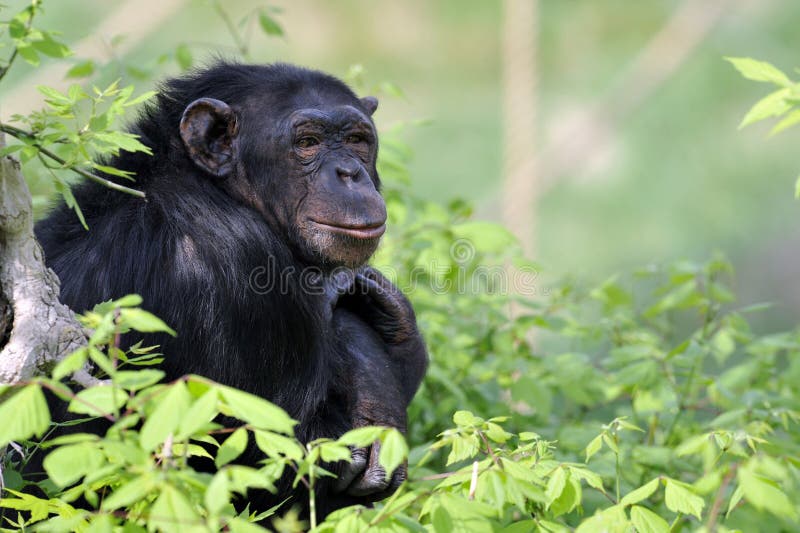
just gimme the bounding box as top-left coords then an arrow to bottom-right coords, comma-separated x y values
180,97 -> 239,178
360,96 -> 379,116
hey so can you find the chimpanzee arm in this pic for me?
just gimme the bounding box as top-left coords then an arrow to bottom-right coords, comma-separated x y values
324,268 -> 427,501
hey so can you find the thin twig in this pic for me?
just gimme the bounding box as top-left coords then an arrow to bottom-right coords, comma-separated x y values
213,0 -> 248,56
0,123 -> 145,198
706,464 -> 738,532
478,430 -> 504,470
0,2 -> 36,85
0,48 -> 20,85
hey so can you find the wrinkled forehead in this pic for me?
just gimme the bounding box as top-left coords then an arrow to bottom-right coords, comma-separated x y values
288,106 -> 373,131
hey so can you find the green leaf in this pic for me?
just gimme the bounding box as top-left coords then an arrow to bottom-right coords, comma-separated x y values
227,517 -> 269,532
432,505 -> 453,533
770,108 -> 800,135
585,434 -> 603,462
254,430 -> 304,460
726,57 -> 792,86
216,427 -> 249,467
16,44 -> 40,66
66,60 -> 95,78
337,426 -> 384,448
96,294 -> 143,311
258,11 -> 283,36
446,434 -> 480,465
43,442 -> 104,487
675,434 -> 710,457
218,386 -> 296,434
726,484 -> 744,518
318,441 -> 352,463
149,485 -> 204,533
101,473 -> 156,510
87,346 -> 116,377
175,44 -> 193,70
453,410 -> 482,427
32,32 -> 72,58
205,471 -> 229,515
738,88 -> 791,128
52,347 -> 89,381
545,466 -> 567,506
601,433 -> 619,454
575,506 -> 628,533
484,422 -> 511,443
569,466 -> 605,492
93,131 -> 151,154
37,85 -> 71,103
176,389 -> 219,439
113,369 -> 164,390
378,429 -> 408,477
616,419 -> 644,432
139,382 -> 191,451
630,505 -> 669,533
452,221 -> 518,255
795,174 -> 800,199
550,476 -> 581,517
664,478 -> 704,520
119,308 -> 176,335
68,385 -> 126,417
91,164 -> 135,179
738,464 -> 797,519
620,477 -> 660,507
124,90 -> 156,107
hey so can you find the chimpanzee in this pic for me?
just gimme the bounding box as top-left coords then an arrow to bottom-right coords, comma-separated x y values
33,62 -> 428,516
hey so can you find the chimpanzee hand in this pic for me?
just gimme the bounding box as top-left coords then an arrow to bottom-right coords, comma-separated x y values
333,434 -> 408,501
352,266 -> 419,345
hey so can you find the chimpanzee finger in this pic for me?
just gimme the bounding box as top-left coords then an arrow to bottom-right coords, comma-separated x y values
358,267 -> 409,303
333,446 -> 368,493
346,442 -> 390,497
370,461 -> 407,502
354,273 -> 415,338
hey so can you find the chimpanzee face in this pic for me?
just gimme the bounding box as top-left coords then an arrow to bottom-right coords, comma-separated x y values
179,89 -> 386,269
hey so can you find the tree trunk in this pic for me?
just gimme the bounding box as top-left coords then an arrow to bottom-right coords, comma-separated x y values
0,132 -> 87,384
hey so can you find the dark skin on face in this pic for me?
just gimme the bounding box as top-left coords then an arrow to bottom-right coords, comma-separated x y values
180,95 -> 387,269
287,105 -> 388,268
179,88 -> 424,504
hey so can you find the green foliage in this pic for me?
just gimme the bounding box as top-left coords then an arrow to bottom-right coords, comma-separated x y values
1,0 -> 153,223
0,297 -> 411,531
4,130 -> 799,531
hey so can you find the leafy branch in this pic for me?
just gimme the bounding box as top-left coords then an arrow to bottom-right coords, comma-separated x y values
728,56 -> 800,196
0,123 -> 144,198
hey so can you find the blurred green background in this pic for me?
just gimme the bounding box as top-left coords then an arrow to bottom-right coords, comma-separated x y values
2,0 -> 800,329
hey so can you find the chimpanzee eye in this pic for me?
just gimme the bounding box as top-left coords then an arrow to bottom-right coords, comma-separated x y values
346,134 -> 366,144
296,136 -> 319,148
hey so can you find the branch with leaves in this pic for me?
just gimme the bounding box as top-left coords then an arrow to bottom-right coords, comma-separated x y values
728,56 -> 800,196
1,0 -> 153,224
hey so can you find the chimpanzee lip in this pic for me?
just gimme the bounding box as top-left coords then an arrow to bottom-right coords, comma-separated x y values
309,219 -> 386,239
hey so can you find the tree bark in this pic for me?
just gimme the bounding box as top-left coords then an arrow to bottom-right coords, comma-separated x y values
0,132 -> 87,384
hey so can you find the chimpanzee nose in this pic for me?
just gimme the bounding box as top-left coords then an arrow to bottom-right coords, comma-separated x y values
336,162 -> 362,182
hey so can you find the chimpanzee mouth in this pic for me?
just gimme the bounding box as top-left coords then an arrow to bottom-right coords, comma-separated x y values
309,219 -> 386,240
